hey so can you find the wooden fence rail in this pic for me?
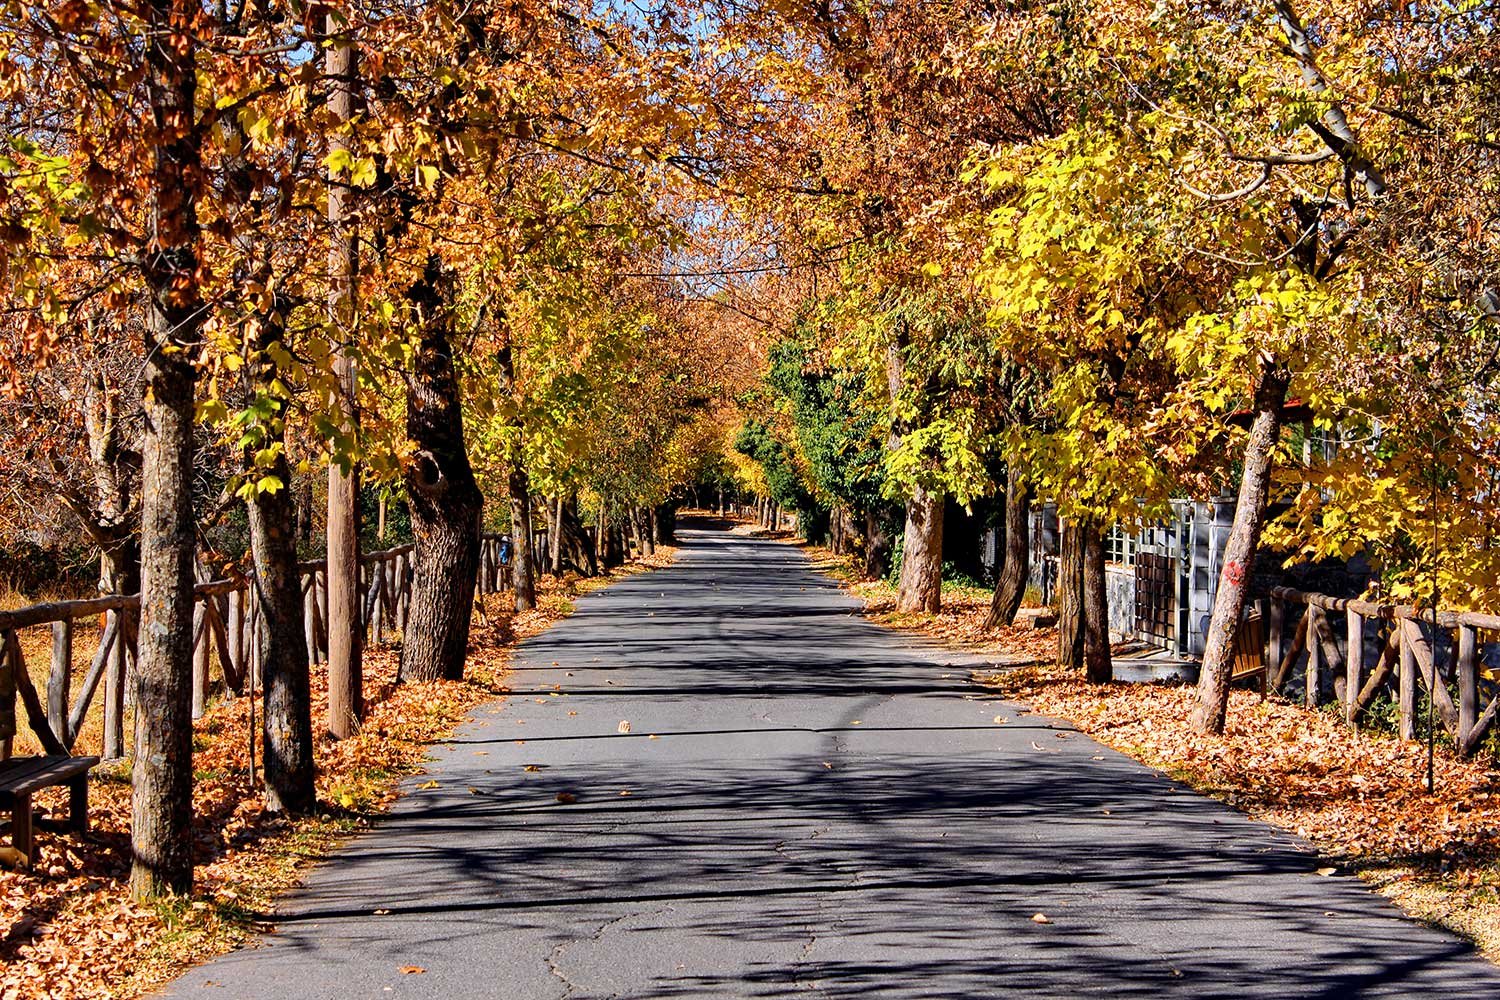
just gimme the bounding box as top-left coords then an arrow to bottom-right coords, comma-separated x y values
1266,586 -> 1500,757
0,534 -> 520,763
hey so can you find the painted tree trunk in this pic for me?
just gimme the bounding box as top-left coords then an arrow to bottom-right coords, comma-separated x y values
324,16 -> 362,741
986,463 -> 1031,629
1056,518 -> 1085,671
1194,368 -> 1291,733
246,323 -> 315,815
400,259 -> 483,684
897,487 -> 944,614
131,0 -> 200,900
1083,519 -> 1112,683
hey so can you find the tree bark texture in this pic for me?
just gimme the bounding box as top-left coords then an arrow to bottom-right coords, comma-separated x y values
324,17 -> 362,739
986,463 -> 1031,630
897,486 -> 944,614
1056,517 -> 1085,671
400,259 -> 483,684
549,496 -> 564,576
862,509 -> 893,580
1083,519 -> 1112,683
636,508 -> 656,556
131,0 -> 200,899
508,471 -> 537,612
1194,366 -> 1291,733
246,319 -> 316,816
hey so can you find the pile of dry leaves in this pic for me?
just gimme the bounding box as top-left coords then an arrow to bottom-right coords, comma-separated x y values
1,549 -> 674,1000
803,542 -> 1500,960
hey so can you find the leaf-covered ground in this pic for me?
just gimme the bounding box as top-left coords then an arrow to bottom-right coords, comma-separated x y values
0,549 -> 675,1000
802,543 -> 1500,962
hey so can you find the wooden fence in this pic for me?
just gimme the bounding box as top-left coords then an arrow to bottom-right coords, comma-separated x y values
0,534 -> 517,763
1266,586 -> 1500,757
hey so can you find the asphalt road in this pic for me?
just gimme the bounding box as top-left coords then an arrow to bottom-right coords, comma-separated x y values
165,521 -> 1500,999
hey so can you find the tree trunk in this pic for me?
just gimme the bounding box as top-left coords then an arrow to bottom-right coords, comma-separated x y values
1083,519 -> 1112,683
492,331 -> 536,613
399,258 -> 483,684
509,470 -> 537,612
896,486 -> 944,614
1057,517 -> 1085,671
324,15 -> 362,740
131,0 -> 200,899
245,314 -> 315,815
295,476 -> 313,545
986,463 -> 1031,630
1194,366 -> 1291,733
862,509 -> 893,580
636,507 -> 656,556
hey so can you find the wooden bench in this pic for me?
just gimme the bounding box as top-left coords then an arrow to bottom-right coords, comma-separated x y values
0,754 -> 99,871
1231,609 -> 1268,698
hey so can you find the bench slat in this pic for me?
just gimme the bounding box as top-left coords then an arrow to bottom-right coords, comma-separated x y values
0,755 -> 98,797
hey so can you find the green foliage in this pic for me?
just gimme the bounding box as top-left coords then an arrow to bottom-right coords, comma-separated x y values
765,330 -> 887,513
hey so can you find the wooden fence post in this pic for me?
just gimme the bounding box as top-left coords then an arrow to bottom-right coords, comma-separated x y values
1305,608 -> 1322,709
103,610 -> 126,759
1399,623 -> 1417,741
1458,624 -> 1478,756
48,619 -> 72,745
1345,612 -> 1364,726
191,604 -> 210,719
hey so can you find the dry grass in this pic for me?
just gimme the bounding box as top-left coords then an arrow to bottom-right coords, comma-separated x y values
1,548 -> 676,1000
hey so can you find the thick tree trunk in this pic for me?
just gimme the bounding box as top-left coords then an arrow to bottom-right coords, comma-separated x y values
399,259 -> 483,684
509,470 -> 536,612
246,319 -> 315,815
986,464 -> 1031,630
1083,520 -> 1112,683
131,0 -> 200,899
897,486 -> 944,614
324,17 -> 362,740
1194,367 -> 1291,733
1057,517 -> 1085,671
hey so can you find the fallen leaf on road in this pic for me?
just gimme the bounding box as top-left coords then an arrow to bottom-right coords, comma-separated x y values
648,734 -> 660,740
1031,913 -> 1052,924
373,909 -> 391,916
468,787 -> 480,795
619,790 -> 632,796
1030,741 -> 1059,753
850,720 -> 862,726
1315,867 -> 1337,877
400,966 -> 426,975
993,716 -> 1007,724
556,792 -> 577,804
568,711 -> 578,716
417,780 -> 440,789
618,720 -> 632,733
523,765 -> 543,772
